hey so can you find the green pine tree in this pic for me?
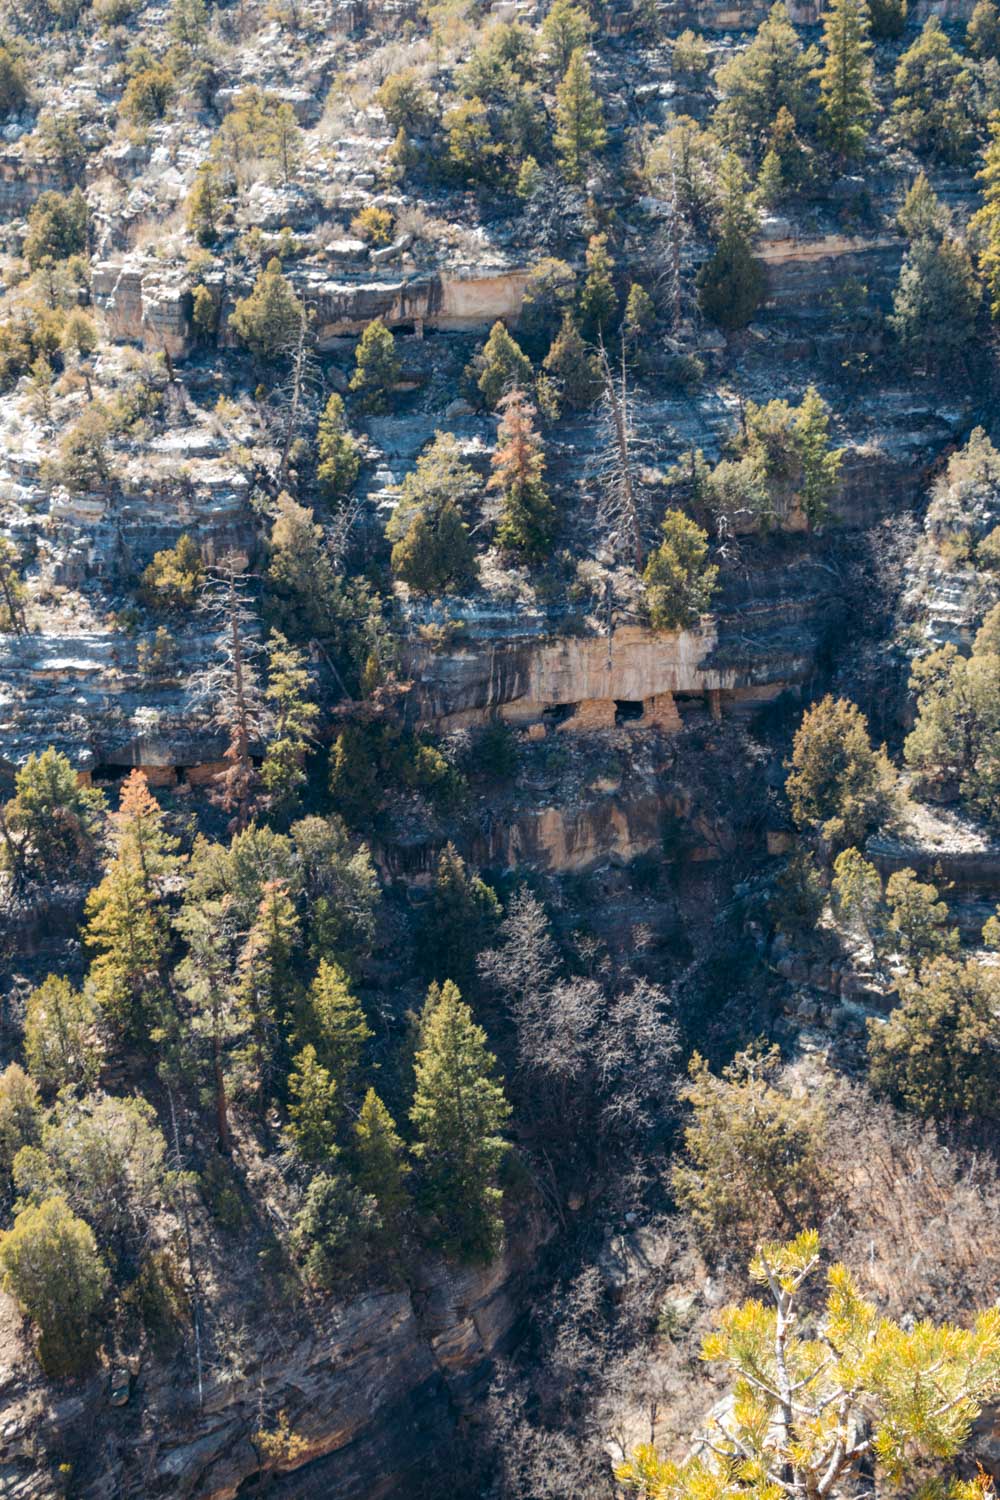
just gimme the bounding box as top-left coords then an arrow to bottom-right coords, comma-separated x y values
260,631 -> 319,821
286,1045 -> 340,1162
315,393 -> 360,502
409,980 -> 511,1261
553,48 -> 607,185
697,153 -> 764,331
300,959 -> 371,1092
421,843 -> 501,985
349,318 -> 400,414
816,0 -> 874,163
353,1088 -> 409,1238
579,233 -> 617,339
229,257 -> 304,366
476,320 -> 533,409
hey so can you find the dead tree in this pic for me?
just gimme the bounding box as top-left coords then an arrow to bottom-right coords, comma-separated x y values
595,341 -> 646,572
274,307 -> 324,489
198,555 -> 270,831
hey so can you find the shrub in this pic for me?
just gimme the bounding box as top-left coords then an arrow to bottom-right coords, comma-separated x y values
348,318 -> 400,414
23,189 -> 88,269
0,1197 -> 109,1376
140,534 -> 204,611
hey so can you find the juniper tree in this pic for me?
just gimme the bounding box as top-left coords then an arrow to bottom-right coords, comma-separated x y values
816,0 -> 874,162
881,867 -> 958,965
831,846 -> 882,943
553,48 -> 606,185
23,975 -> 105,1095
0,747 -> 106,885
671,1047 -> 827,1247
0,1065 -> 40,1177
643,509 -> 717,629
410,979 -> 511,1261
490,388 -> 555,559
0,1197 -> 109,1377
868,955 -> 1000,1120
617,1231 -> 1000,1500
968,0 -> 1000,58
786,695 -> 894,848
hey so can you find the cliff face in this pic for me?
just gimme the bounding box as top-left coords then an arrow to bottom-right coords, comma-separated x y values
1,1215 -> 553,1500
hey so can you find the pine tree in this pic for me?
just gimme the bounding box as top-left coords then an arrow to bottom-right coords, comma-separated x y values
490,388 -> 556,559
972,114 -> 1000,320
643,510 -> 718,630
390,500 -> 478,594
968,0 -> 1000,58
816,0 -> 874,163
353,1089 -> 409,1238
421,843 -> 501,985
84,771 -> 179,1036
476,320 -> 533,409
229,258 -> 304,366
348,318 -> 400,414
299,959 -> 371,1092
714,2 -> 818,157
553,48 -> 607,185
697,153 -> 764,330
540,0 -> 594,73
795,384 -> 842,524
617,1232 -> 1000,1500
898,171 -> 949,242
174,897 -> 241,1153
260,631 -> 319,820
542,311 -> 600,409
315,392 -> 360,503
236,880 -> 300,1110
2,747 -> 106,885
286,1045 -> 340,1162
579,232 -> 617,339
409,980 -> 511,1261
23,975 -> 104,1095
890,235 -> 980,371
